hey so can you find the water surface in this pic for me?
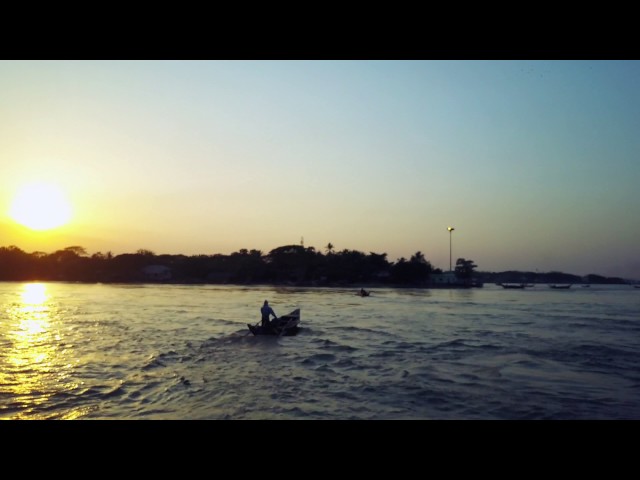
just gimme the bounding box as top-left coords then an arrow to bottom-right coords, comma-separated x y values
1,282 -> 638,419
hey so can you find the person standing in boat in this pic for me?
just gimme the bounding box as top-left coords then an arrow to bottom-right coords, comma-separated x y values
261,300 -> 277,330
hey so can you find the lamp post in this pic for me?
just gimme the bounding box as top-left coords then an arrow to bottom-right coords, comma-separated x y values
447,226 -> 455,272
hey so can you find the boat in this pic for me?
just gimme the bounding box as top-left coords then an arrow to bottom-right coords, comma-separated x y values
549,284 -> 572,289
500,283 -> 527,289
247,308 -> 300,336
357,289 -> 370,296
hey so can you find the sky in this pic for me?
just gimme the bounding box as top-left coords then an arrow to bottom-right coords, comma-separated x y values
1,60 -> 639,279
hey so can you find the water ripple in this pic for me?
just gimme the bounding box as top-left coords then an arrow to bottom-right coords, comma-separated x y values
1,282 -> 638,419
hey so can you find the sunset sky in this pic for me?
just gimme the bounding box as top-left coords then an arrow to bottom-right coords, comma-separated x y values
1,60 -> 639,279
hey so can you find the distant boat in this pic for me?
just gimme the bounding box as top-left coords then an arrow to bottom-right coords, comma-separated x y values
500,283 -> 527,289
634,285 -> 640,289
357,289 -> 370,297
549,284 -> 572,289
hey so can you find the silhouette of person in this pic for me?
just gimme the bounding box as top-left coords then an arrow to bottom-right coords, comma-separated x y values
260,300 -> 277,329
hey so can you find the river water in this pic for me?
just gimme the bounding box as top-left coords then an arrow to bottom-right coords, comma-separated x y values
1,281 -> 638,420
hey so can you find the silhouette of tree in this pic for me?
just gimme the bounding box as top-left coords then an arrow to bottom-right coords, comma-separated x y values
0,246 -> 34,280
454,258 -> 477,281
0,242 -> 625,286
390,252 -> 431,284
64,246 -> 88,257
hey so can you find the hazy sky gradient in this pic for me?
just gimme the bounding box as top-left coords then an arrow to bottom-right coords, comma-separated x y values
2,60 -> 639,278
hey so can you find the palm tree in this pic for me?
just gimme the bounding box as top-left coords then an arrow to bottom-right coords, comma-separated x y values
325,242 -> 334,255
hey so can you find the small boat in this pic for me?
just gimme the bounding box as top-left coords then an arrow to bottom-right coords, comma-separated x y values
500,283 -> 526,289
357,289 -> 370,297
549,284 -> 572,289
247,308 -> 300,336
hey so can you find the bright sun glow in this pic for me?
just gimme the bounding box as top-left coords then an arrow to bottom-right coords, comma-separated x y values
9,182 -> 72,230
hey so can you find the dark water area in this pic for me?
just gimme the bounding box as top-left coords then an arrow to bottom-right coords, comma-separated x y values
1,282 -> 639,420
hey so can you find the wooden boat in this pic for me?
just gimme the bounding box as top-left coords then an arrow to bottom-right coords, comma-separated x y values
247,308 -> 300,336
549,284 -> 572,289
500,283 -> 526,289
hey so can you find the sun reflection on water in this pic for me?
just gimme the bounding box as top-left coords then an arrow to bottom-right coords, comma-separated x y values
22,282 -> 48,304
1,283 -> 86,419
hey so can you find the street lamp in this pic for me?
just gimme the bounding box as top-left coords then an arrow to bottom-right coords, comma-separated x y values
447,226 -> 455,271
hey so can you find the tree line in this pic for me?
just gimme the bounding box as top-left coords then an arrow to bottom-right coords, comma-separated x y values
0,243 -> 627,285
0,243 -> 480,285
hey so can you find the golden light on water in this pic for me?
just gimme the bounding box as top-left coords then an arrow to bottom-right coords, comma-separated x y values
0,283 -> 85,420
21,282 -> 48,306
14,284 -> 51,362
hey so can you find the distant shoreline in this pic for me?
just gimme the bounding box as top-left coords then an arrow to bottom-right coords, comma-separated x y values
1,244 -> 634,285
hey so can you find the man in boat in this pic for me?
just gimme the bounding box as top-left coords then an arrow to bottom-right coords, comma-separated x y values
260,300 -> 278,330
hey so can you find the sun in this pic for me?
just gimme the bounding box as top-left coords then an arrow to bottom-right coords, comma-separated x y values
9,182 -> 73,231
